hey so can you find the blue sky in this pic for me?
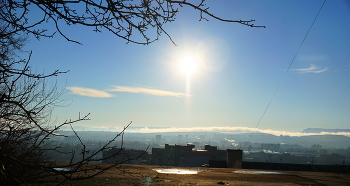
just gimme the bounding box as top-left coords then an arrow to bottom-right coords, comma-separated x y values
23,0 -> 350,134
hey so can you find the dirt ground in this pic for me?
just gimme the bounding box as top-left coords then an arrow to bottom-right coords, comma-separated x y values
28,164 -> 350,186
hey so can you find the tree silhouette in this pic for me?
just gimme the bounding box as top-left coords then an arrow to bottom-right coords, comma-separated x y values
0,26 -> 147,185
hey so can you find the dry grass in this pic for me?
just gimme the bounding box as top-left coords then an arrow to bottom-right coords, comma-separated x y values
24,164 -> 350,186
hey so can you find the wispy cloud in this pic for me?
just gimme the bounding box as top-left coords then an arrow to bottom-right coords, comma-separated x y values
137,126 -> 350,137
345,63 -> 350,71
293,64 -> 328,73
109,86 -> 189,97
66,87 -> 114,98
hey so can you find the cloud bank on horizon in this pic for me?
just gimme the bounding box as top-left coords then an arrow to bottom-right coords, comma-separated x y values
137,126 -> 350,137
69,125 -> 350,137
293,64 -> 328,73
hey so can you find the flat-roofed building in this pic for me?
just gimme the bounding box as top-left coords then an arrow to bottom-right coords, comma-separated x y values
151,144 -> 226,167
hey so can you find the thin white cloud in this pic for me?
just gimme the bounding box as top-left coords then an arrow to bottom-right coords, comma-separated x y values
66,87 -> 114,98
137,126 -> 350,137
109,86 -> 189,97
293,64 -> 328,73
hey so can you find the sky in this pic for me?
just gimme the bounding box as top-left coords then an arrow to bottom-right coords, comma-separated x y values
22,0 -> 350,135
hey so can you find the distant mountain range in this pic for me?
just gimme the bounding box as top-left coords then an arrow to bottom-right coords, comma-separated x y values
302,128 -> 350,133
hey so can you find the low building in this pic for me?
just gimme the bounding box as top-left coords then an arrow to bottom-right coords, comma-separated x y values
151,144 -> 227,167
227,149 -> 243,168
151,143 -> 194,166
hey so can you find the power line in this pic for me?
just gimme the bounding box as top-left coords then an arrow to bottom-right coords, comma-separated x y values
243,0 -> 327,150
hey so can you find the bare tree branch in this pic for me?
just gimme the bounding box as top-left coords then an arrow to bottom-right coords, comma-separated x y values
0,0 -> 265,45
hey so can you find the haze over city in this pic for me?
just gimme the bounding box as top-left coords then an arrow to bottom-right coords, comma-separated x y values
23,0 -> 350,135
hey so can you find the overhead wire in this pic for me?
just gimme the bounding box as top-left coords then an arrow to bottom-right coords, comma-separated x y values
243,0 -> 327,150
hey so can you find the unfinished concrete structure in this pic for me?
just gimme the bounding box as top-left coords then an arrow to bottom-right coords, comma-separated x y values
227,149 -> 243,168
151,144 -> 226,167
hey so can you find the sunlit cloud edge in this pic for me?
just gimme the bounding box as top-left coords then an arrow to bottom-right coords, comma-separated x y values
66,87 -> 114,98
109,86 -> 190,97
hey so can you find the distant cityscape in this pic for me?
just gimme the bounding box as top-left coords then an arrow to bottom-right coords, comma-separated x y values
48,128 -> 350,168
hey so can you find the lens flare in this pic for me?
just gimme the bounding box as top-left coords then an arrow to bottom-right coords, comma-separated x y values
145,177 -> 152,183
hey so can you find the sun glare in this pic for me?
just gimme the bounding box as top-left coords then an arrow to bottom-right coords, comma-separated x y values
180,56 -> 197,75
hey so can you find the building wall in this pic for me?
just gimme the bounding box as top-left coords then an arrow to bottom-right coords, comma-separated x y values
151,143 -> 226,167
152,148 -> 175,166
179,151 -> 210,167
227,149 -> 243,168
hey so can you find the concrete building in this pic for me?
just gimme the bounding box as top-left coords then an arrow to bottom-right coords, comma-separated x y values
151,143 -> 194,166
151,144 -> 226,167
227,149 -> 242,168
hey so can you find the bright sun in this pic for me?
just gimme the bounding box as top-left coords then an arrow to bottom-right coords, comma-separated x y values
180,56 -> 197,75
